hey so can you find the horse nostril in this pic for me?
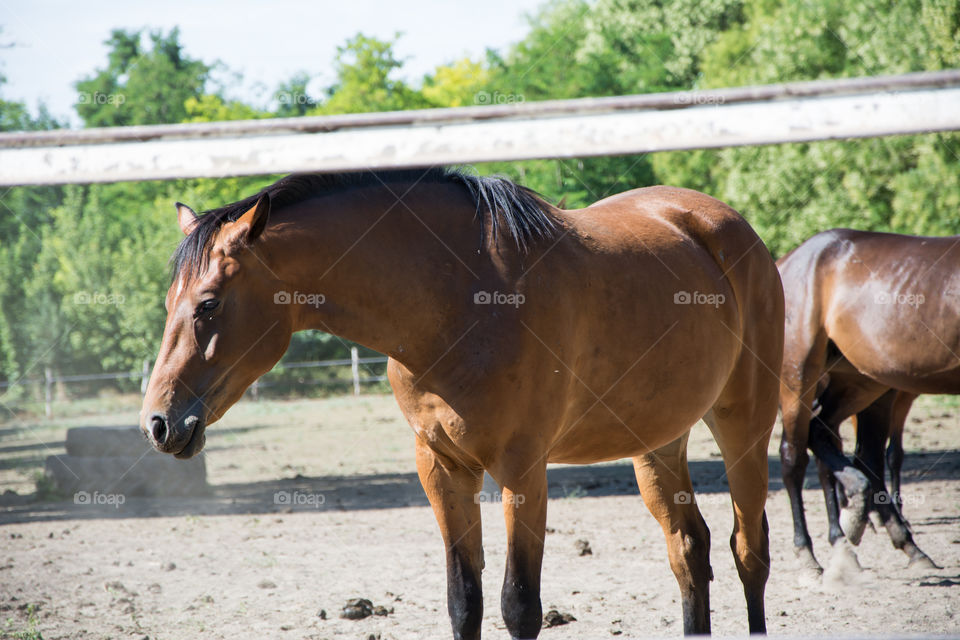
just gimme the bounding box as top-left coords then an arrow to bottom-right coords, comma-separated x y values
150,414 -> 168,445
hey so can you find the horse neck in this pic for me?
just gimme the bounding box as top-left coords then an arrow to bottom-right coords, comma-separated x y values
264,184 -> 503,376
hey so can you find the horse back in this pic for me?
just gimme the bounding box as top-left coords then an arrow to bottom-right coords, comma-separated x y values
780,229 -> 960,392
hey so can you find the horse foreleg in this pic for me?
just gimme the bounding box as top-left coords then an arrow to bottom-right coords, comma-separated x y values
633,434 -> 712,636
488,453 -> 547,640
416,439 -> 485,640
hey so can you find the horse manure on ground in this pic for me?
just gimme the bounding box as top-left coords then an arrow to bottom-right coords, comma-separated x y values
543,609 -> 577,627
340,598 -> 372,619
339,598 -> 394,620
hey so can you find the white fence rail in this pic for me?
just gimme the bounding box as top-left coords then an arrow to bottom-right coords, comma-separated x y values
1,71 -> 959,185
1,349 -> 390,417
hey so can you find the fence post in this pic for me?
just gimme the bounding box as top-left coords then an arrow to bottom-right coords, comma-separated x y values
251,378 -> 260,401
44,366 -> 53,419
351,347 -> 360,396
141,358 -> 151,395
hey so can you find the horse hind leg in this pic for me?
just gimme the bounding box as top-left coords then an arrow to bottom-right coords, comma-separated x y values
886,391 -> 916,518
806,377 -> 885,546
702,272 -> 782,633
813,418 -> 846,547
703,405 -> 772,635
854,394 -> 937,568
633,432 -> 712,635
779,334 -> 828,574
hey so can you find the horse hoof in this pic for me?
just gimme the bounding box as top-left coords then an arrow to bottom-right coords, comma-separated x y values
836,467 -> 869,545
794,547 -> 823,577
908,551 -> 939,571
839,506 -> 867,545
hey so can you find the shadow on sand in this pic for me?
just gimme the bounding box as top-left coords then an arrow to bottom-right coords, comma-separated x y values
1,449 -> 957,525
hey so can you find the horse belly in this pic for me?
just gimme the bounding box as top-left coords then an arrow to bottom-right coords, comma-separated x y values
545,411 -> 703,464
828,294 -> 960,394
543,317 -> 738,464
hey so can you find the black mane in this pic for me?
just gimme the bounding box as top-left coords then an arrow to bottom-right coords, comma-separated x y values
171,167 -> 557,282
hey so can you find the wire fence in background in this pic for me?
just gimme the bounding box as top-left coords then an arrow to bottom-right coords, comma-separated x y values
0,347 -> 390,418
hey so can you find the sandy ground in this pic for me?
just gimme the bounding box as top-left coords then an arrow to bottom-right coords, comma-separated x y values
0,394 -> 958,639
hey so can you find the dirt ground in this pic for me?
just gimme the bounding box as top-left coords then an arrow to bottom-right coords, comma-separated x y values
0,393 -> 958,639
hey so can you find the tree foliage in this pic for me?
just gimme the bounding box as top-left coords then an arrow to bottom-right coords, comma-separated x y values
309,33 -> 431,115
650,0 -> 960,255
1,3 -> 959,401
75,29 -> 210,127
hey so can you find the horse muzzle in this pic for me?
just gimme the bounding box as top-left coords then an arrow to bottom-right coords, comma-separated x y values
145,412 -> 206,459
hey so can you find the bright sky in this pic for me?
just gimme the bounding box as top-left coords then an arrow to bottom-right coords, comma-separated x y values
1,0 -> 548,125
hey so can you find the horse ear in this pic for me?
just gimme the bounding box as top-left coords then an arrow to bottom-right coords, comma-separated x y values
236,193 -> 271,243
176,202 -> 199,236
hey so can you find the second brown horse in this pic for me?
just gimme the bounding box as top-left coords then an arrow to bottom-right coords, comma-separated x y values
778,229 -> 944,573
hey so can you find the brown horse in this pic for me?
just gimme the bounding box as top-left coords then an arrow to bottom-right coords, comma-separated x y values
140,168 -> 783,638
778,229 -> 944,574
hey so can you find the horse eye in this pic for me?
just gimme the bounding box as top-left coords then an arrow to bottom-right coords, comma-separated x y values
196,299 -> 220,316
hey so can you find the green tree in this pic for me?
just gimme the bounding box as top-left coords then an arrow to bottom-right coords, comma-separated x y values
75,28 -> 210,127
184,93 -> 268,122
579,0 -> 745,92
273,72 -> 319,117
310,33 -> 431,114
652,0 -> 960,256
478,0 -> 668,206
4,1 -> 960,407
0,77 -> 65,391
422,58 -> 490,107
